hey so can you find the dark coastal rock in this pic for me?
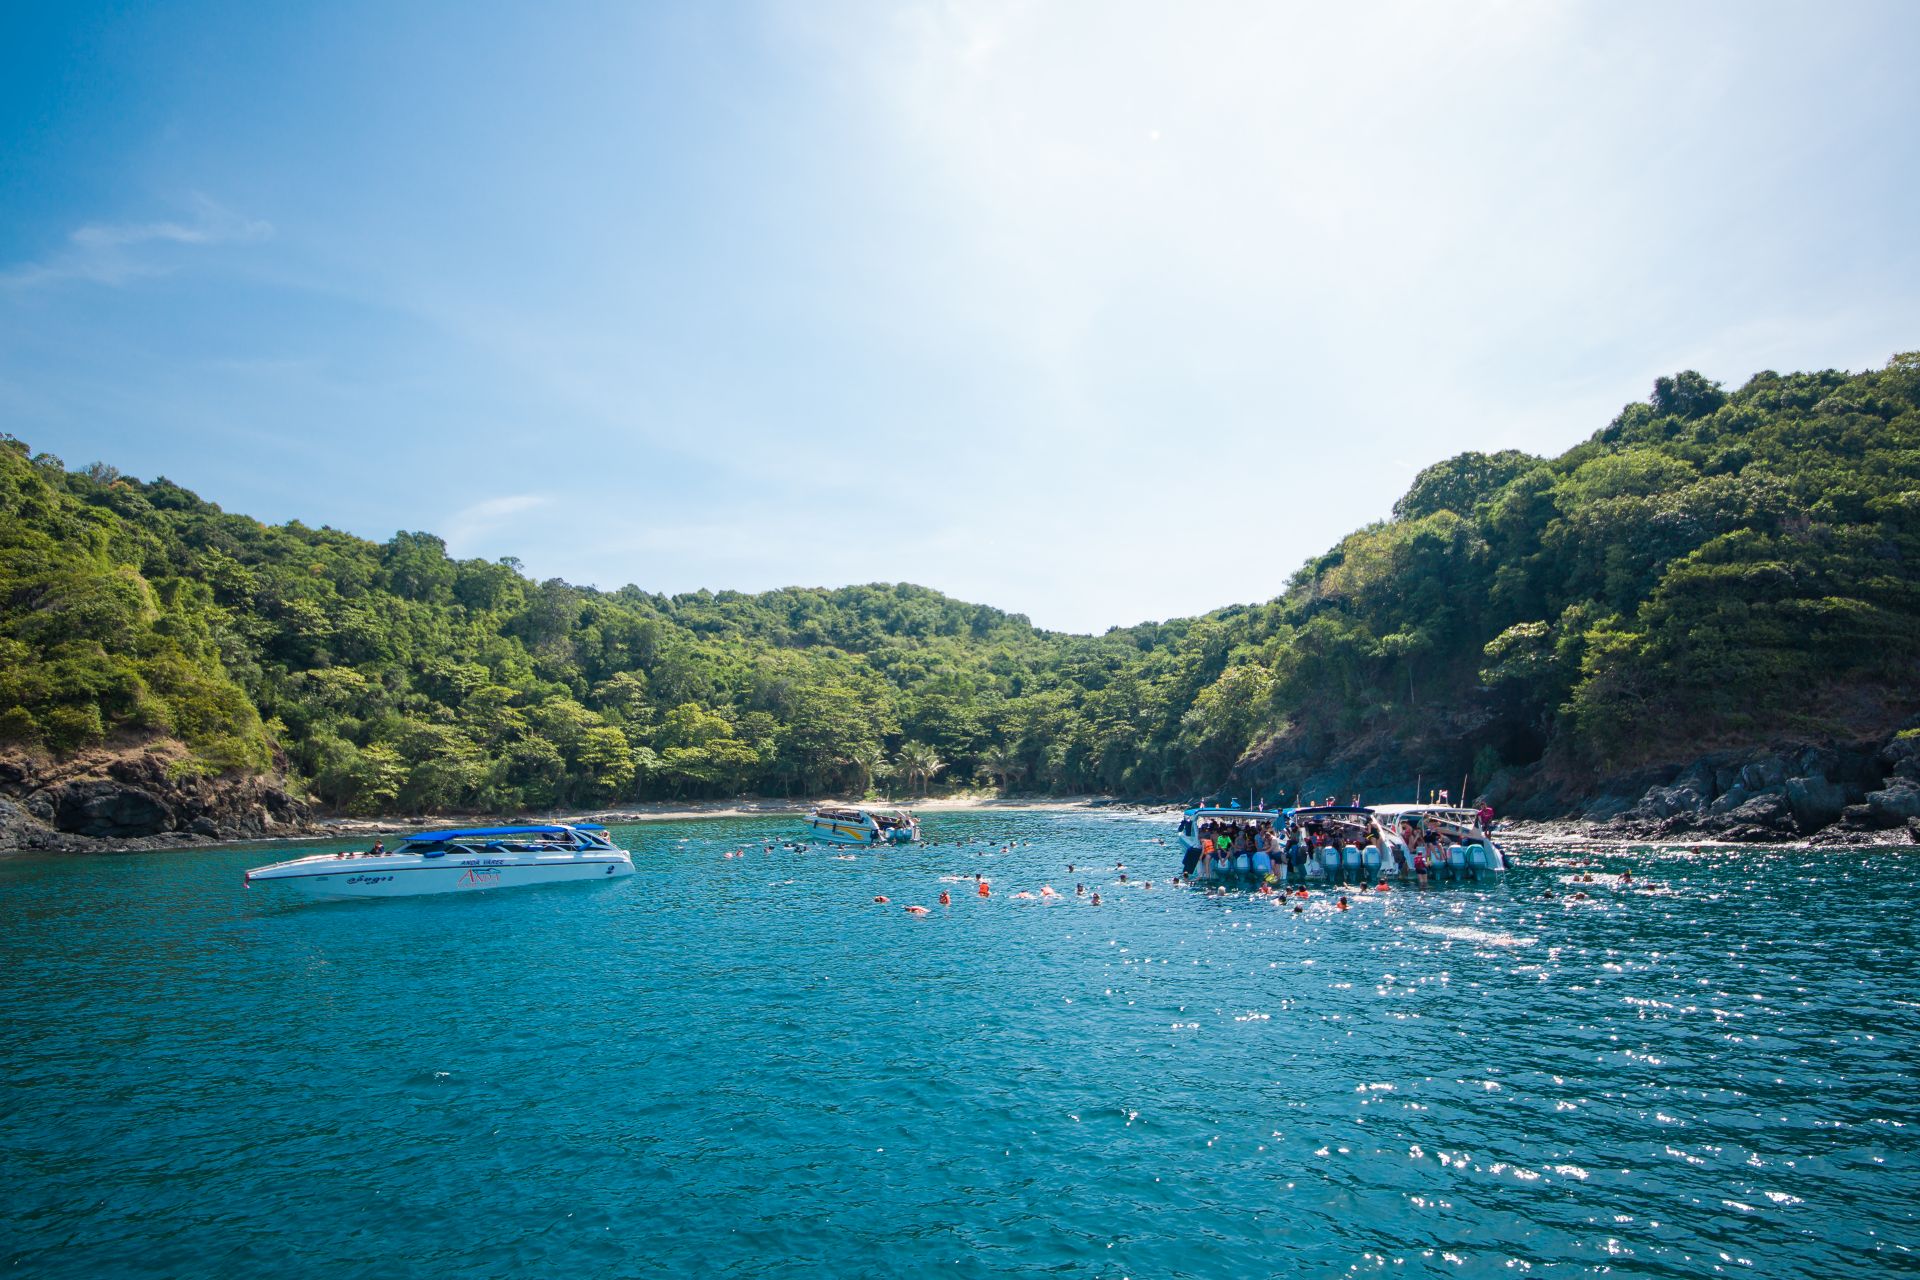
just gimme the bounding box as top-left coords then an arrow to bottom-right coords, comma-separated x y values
1785,775 -> 1848,830
1582,793 -> 1639,822
1726,791 -> 1793,828
1633,782 -> 1707,820
0,799 -> 93,852
1866,781 -> 1920,827
51,779 -> 175,837
1740,757 -> 1789,792
1881,734 -> 1920,783
1708,782 -> 1751,816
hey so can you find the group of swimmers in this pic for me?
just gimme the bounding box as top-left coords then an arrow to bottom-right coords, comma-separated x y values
872,868 -> 1123,914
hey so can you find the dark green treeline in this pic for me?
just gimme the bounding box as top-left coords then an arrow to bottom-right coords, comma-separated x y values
3,354 -> 1917,813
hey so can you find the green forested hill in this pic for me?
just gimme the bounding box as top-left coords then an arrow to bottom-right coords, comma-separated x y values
3,354 -> 1917,814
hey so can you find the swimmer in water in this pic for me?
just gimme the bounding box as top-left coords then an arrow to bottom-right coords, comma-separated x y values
939,890 -> 952,906
1119,873 -> 1128,883
1090,892 -> 1102,906
1337,896 -> 1350,911
1619,869 -> 1633,885
905,905 -> 929,915
1292,905 -> 1303,914
874,895 -> 890,904
1076,883 -> 1085,896
1573,890 -> 1589,900
1040,885 -> 1058,898
977,881 -> 991,898
1012,891 -> 1036,900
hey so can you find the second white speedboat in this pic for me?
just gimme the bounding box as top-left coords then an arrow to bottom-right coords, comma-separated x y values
245,824 -> 635,899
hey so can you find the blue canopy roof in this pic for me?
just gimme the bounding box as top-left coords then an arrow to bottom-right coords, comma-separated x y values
1183,806 -> 1282,819
399,824 -> 594,842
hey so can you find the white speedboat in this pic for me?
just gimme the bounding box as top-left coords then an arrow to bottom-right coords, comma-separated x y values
1370,804 -> 1510,876
803,805 -> 919,846
1282,804 -> 1416,883
245,824 -> 635,899
1176,804 -> 1286,884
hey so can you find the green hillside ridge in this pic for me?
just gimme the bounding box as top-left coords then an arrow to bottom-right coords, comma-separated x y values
3,353 -> 1917,816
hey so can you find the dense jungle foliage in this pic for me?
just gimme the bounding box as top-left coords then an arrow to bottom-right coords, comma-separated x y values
2,354 -> 1916,813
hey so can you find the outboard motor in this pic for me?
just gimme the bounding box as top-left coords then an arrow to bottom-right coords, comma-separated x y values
1341,844 -> 1362,886
1466,842 -> 1489,883
1445,843 -> 1466,883
1318,846 -> 1340,882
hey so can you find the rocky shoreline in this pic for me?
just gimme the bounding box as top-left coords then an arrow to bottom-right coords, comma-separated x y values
5,737 -> 1919,857
1487,724 -> 1920,849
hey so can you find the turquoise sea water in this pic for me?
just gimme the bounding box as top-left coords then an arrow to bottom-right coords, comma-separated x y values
1,811 -> 1915,1278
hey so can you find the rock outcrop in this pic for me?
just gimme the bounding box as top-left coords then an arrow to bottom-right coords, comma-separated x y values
1547,726 -> 1920,843
0,742 -> 313,851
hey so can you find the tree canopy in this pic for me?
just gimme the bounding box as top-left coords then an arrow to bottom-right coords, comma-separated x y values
3,353 -> 1916,810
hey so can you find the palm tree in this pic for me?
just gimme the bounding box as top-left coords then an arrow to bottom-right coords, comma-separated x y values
846,742 -> 887,797
895,741 -> 945,796
981,744 -> 1025,795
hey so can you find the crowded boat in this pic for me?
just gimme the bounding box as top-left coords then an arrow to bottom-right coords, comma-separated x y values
804,804 -> 921,846
1177,799 -> 1507,887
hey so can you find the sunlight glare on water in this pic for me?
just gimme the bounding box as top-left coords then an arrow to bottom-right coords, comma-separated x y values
1,813 -> 1915,1277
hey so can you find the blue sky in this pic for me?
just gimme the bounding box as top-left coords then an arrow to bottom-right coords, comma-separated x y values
2,1 -> 1915,633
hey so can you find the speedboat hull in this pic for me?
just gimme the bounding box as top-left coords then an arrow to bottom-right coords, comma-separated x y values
806,816 -> 877,845
248,852 -> 634,898
247,824 -> 638,899
803,807 -> 919,846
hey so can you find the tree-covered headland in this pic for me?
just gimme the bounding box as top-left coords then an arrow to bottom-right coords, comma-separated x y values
3,354 -> 1917,817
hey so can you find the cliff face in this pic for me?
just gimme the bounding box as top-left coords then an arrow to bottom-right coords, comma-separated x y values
0,741 -> 311,852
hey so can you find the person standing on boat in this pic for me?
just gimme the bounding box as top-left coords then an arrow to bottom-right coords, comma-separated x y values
1477,802 -> 1496,836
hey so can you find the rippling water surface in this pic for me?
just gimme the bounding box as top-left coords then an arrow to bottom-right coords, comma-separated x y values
2,812 -> 1916,1277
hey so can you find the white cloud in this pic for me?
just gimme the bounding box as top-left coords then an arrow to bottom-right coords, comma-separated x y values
1,195 -> 272,289
441,492 -> 553,552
